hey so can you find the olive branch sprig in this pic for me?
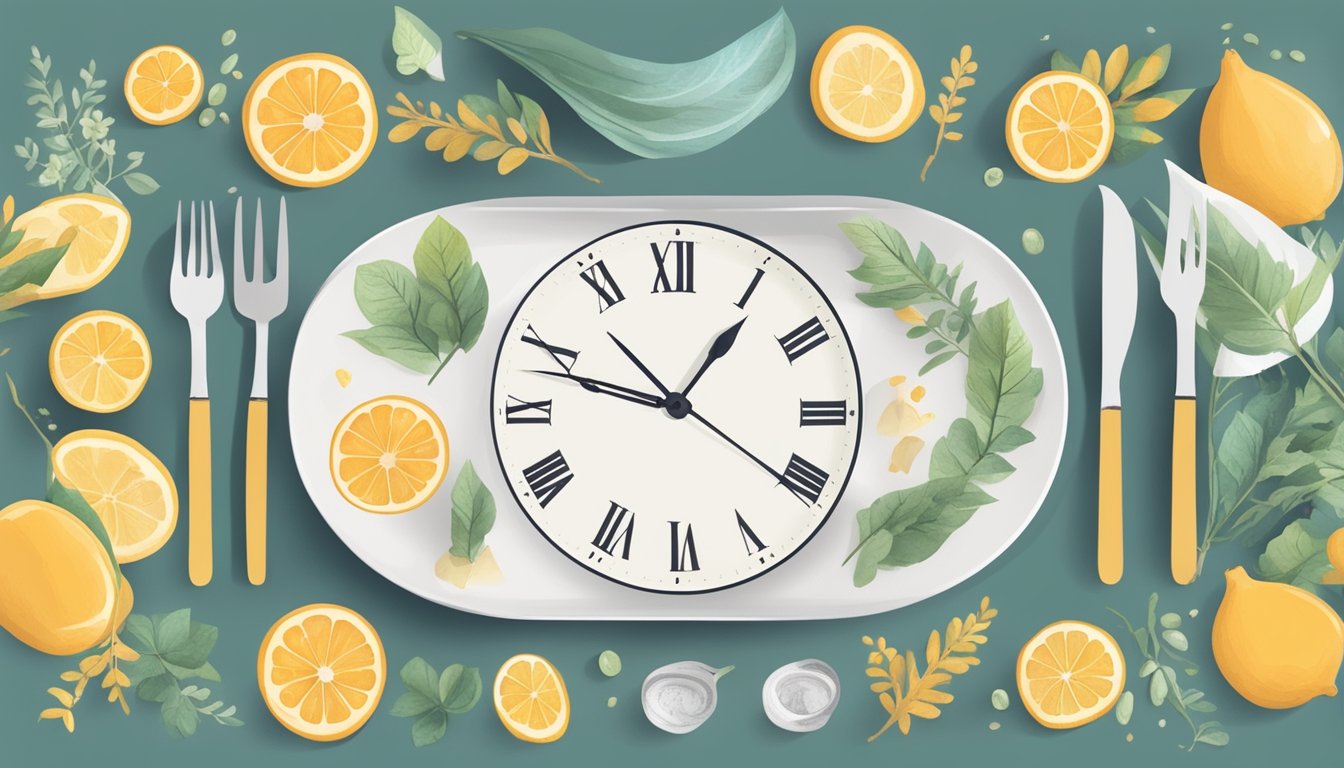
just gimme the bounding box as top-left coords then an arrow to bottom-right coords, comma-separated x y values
920,45 -> 976,182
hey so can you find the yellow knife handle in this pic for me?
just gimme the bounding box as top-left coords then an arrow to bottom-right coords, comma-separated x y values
246,398 -> 268,586
1171,398 -> 1198,585
188,398 -> 212,586
1098,408 -> 1123,585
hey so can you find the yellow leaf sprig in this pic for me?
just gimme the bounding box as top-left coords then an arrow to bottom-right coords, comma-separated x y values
1053,44 -> 1193,162
385,81 -> 600,184
920,45 -> 977,183
39,621 -> 139,732
862,595 -> 996,741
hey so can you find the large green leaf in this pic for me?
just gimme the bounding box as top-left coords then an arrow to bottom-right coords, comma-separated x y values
0,241 -> 68,295
1258,519 -> 1331,590
412,217 -> 488,354
449,461 -> 496,562
1199,208 -> 1296,356
965,301 -> 1044,446
458,9 -> 795,159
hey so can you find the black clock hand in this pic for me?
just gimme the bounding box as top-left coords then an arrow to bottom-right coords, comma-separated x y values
526,369 -> 665,409
606,332 -> 672,397
681,317 -> 746,397
686,410 -> 808,505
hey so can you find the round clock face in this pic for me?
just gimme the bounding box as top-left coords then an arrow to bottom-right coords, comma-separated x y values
490,221 -> 862,594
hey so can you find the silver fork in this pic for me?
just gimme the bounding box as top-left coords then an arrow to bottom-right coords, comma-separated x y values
169,201 -> 224,587
1159,194 -> 1206,587
233,197 -> 289,586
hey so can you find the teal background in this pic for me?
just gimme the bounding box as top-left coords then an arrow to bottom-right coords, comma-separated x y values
2,0 -> 1341,763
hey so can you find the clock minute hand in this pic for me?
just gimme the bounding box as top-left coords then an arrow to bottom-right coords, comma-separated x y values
682,317 -> 746,396
526,369 -> 665,409
606,332 -> 672,397
686,410 -> 809,505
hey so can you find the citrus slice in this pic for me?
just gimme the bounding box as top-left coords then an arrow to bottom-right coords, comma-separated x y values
258,603 -> 386,742
493,653 -> 569,743
810,26 -> 925,142
1016,620 -> 1126,729
48,310 -> 151,413
51,429 -> 177,563
1006,71 -> 1115,183
329,395 -> 448,514
0,194 -> 130,309
243,53 -> 377,187
124,45 -> 204,125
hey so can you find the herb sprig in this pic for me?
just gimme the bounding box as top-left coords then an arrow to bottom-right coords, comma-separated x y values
387,81 -> 599,184
16,47 -> 157,197
0,193 -> 73,319
920,45 -> 976,183
389,657 -> 482,746
121,610 -> 244,735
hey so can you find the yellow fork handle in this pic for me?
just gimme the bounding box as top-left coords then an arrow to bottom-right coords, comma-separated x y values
246,399 -> 268,585
1098,408 -> 1123,585
1171,398 -> 1197,585
188,398 -> 212,586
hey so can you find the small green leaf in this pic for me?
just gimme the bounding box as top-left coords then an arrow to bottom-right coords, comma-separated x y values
154,609 -> 192,657
1050,50 -> 1080,73
122,172 -> 159,194
411,709 -> 448,747
439,664 -> 482,714
392,6 -> 445,81
135,673 -> 179,703
161,687 -> 200,737
390,691 -> 437,718
412,217 -> 489,356
400,657 -> 440,701
449,462 -> 496,562
1149,668 -> 1169,705
0,241 -> 68,294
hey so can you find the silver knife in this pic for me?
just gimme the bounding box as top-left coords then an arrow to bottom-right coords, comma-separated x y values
1098,185 -> 1137,585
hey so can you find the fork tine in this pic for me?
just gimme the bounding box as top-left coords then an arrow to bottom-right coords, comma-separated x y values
173,201 -> 183,277
233,197 -> 245,286
188,201 -> 199,276
1186,207 -> 1198,271
208,201 -> 223,279
276,197 -> 288,286
253,198 -> 265,283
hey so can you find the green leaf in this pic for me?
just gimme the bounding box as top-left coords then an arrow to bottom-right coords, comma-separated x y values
1200,207 -> 1296,356
412,709 -> 448,747
342,326 -> 440,374
122,172 -> 159,195
160,686 -> 200,737
440,665 -> 482,714
135,673 -> 178,703
1108,124 -> 1164,164
392,6 -> 445,81
124,614 -> 156,649
400,657 -> 440,701
1258,519 -> 1331,589
390,691 -> 437,718
1283,230 -> 1343,328
351,260 -> 425,328
841,217 -> 956,309
160,621 -> 218,669
412,217 -> 489,355
965,301 -> 1043,446
496,80 -> 522,119
1050,50 -> 1080,73
154,609 -> 192,657
457,9 -> 795,159
516,94 -> 551,154
47,477 -> 122,589
852,529 -> 892,587
0,241 -> 67,294
449,461 -> 496,562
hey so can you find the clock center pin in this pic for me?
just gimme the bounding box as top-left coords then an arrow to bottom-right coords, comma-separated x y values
662,392 -> 692,420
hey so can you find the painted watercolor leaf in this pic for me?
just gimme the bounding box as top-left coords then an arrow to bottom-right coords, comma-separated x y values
449,461 -> 496,562
392,6 -> 445,80
457,9 -> 796,159
391,657 -> 482,746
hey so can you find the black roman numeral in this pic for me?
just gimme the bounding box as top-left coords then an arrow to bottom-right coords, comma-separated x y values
521,325 -> 578,374
522,450 -> 573,508
651,239 -> 695,293
735,510 -> 767,556
592,502 -> 635,559
579,259 -> 625,312
800,400 -> 847,426
668,521 -> 699,572
735,267 -> 764,309
505,396 -> 552,425
781,453 -> 828,504
777,317 -> 829,363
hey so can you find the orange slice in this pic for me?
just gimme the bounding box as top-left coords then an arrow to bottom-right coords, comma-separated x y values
257,603 -> 386,742
1006,71 -> 1115,183
329,395 -> 448,514
243,53 -> 377,187
0,194 -> 130,309
124,45 -> 204,125
51,429 -> 177,563
1016,620 -> 1126,729
493,653 -> 569,743
810,26 -> 925,142
49,310 -> 151,413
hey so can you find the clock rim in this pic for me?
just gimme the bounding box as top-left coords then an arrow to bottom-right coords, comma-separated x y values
488,219 -> 864,595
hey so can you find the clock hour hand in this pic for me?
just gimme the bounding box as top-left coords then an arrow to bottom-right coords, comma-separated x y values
526,369 -> 665,409
686,410 -> 809,505
681,317 -> 746,396
606,332 -> 672,397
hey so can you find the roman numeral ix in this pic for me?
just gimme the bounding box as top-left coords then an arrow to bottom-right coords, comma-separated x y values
668,521 -> 700,572
777,317 -> 829,363
505,396 -> 553,425
781,453 -> 829,505
799,400 -> 847,426
521,325 -> 579,374
651,238 -> 695,293
522,450 -> 574,508
580,259 -> 626,312
592,502 -> 635,559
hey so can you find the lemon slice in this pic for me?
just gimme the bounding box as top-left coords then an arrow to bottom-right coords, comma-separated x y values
1006,71 -> 1115,183
243,53 -> 377,187
124,45 -> 204,125
0,194 -> 130,309
49,310 -> 151,413
493,653 -> 569,743
51,429 -> 177,563
810,26 -> 925,142
257,603 -> 386,741
329,395 -> 448,514
1016,620 -> 1126,729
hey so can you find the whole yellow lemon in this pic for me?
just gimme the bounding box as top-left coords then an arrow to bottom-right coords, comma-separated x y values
1200,49 -> 1342,226
1211,566 -> 1343,709
0,499 -> 121,655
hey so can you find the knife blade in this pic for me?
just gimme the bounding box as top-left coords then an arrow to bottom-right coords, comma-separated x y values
1098,185 -> 1136,585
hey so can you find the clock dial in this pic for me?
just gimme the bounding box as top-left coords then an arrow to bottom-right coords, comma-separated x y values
490,221 -> 862,593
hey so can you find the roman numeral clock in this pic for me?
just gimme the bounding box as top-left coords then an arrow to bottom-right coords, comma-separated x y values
490,221 -> 862,594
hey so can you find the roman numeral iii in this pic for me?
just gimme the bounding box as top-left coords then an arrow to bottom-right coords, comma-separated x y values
522,450 -> 574,508
592,502 -> 635,559
799,400 -> 847,426
579,259 -> 626,311
777,317 -> 829,363
668,521 -> 700,572
651,239 -> 695,293
521,325 -> 579,373
505,396 -> 553,425
781,453 -> 829,504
